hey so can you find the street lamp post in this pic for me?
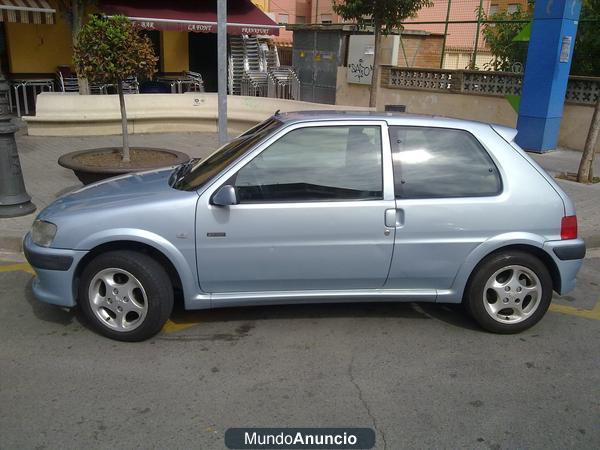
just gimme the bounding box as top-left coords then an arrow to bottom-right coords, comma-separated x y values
0,115 -> 36,218
217,0 -> 228,145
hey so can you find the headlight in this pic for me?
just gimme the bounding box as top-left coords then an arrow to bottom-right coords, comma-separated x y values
31,220 -> 57,247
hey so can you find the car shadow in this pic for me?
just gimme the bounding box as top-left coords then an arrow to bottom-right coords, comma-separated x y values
418,303 -> 481,331
169,299 -> 482,332
24,279 -> 82,327
24,279 -> 481,336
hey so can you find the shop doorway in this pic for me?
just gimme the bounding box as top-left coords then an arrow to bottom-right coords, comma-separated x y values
189,32 -> 218,92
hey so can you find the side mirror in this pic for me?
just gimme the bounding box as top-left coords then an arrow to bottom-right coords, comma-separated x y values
211,185 -> 239,206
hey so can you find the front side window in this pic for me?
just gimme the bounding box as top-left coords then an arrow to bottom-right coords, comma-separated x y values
233,125 -> 383,202
174,119 -> 282,191
389,126 -> 502,199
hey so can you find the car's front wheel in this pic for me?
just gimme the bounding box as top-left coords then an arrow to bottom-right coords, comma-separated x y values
465,250 -> 553,333
79,250 -> 174,341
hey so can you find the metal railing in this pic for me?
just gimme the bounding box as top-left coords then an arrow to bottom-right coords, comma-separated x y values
382,66 -> 599,105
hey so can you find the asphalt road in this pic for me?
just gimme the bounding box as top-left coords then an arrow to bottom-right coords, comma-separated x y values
1,254 -> 599,449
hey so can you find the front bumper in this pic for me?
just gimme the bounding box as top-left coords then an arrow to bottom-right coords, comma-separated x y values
543,238 -> 586,295
23,233 -> 88,308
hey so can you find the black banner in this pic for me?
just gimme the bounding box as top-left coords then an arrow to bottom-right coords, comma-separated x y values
225,428 -> 375,449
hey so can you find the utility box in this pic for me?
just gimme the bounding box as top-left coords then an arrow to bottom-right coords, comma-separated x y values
347,34 -> 400,85
290,25 -> 347,104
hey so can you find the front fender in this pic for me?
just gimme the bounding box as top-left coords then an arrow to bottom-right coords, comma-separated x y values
443,232 -> 548,303
75,228 -> 200,306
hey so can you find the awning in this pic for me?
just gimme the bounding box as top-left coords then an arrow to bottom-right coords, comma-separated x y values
0,0 -> 55,24
99,0 -> 280,36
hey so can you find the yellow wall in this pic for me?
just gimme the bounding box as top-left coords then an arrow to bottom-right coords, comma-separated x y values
251,0 -> 269,12
4,15 -> 73,74
2,0 -> 189,76
160,31 -> 189,73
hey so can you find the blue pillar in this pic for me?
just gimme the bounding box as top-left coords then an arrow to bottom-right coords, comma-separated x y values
516,0 -> 581,152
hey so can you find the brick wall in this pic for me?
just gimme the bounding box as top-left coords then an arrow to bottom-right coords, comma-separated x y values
397,34 -> 445,69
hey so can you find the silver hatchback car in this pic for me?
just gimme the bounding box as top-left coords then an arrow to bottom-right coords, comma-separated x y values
24,112 -> 585,341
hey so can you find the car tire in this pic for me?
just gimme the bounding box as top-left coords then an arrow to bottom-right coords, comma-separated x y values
78,250 -> 174,341
465,250 -> 553,334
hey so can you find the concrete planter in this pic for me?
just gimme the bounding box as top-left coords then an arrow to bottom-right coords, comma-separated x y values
58,147 -> 190,185
24,92 -> 372,137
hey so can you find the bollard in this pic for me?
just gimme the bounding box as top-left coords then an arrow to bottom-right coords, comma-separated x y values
0,116 -> 35,217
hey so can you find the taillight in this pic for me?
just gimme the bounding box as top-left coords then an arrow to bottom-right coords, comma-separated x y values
561,215 -> 578,240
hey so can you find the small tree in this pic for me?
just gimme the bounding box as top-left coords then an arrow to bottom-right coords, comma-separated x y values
480,4 -> 532,72
575,0 -> 600,182
571,0 -> 600,77
73,15 -> 157,162
333,0 -> 432,107
577,97 -> 600,183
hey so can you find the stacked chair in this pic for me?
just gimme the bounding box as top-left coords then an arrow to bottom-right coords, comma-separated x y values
183,71 -> 205,92
228,35 -> 299,100
267,67 -> 301,100
229,36 -> 246,95
120,77 -> 140,94
56,66 -> 79,93
241,71 -> 268,97
57,67 -> 139,95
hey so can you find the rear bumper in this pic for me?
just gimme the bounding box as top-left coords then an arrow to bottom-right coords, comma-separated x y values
549,239 -> 586,261
23,233 -> 87,308
543,238 -> 586,295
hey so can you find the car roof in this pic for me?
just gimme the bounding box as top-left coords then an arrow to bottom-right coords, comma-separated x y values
274,110 -> 497,130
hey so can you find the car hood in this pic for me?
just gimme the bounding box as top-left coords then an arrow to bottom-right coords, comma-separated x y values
38,168 -> 193,219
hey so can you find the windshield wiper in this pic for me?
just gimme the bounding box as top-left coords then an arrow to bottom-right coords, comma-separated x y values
170,158 -> 200,188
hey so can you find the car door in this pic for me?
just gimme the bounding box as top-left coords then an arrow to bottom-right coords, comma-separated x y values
195,120 -> 396,293
384,125 -> 505,291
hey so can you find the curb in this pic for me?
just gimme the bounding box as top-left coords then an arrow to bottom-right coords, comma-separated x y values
0,234 -> 24,254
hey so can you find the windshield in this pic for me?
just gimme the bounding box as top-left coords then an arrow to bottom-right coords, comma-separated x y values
173,118 -> 282,191
237,116 -> 282,138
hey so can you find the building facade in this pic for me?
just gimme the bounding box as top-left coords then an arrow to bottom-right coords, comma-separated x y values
1,1 -> 279,80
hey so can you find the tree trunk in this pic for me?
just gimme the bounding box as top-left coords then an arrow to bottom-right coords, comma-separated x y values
70,0 -> 81,40
369,19 -> 382,108
71,0 -> 90,94
117,81 -> 130,163
577,97 -> 600,183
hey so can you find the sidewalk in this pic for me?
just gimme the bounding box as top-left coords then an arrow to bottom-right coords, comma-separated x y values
1,123 -> 220,254
529,149 -> 600,248
1,125 -> 599,253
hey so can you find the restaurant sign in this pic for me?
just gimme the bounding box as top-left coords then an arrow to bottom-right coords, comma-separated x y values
132,19 -> 279,36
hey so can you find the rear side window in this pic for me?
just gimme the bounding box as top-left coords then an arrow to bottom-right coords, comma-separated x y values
389,126 -> 502,199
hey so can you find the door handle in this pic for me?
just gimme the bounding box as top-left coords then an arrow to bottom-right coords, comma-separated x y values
385,208 -> 405,227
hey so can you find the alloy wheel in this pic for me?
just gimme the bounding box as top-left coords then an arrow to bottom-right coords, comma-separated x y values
482,264 -> 542,324
88,268 -> 148,332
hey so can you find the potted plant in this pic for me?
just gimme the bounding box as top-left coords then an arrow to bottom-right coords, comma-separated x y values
58,15 -> 189,184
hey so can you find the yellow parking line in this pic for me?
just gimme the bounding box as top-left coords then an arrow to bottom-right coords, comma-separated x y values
162,319 -> 201,334
161,311 -> 207,334
549,301 -> 600,321
0,263 -> 34,275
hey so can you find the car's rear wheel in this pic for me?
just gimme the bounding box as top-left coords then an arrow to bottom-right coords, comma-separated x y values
79,250 -> 173,341
465,250 -> 553,333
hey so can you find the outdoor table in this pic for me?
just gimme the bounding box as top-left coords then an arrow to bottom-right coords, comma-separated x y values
156,76 -> 196,94
178,78 -> 204,93
10,78 -> 54,117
